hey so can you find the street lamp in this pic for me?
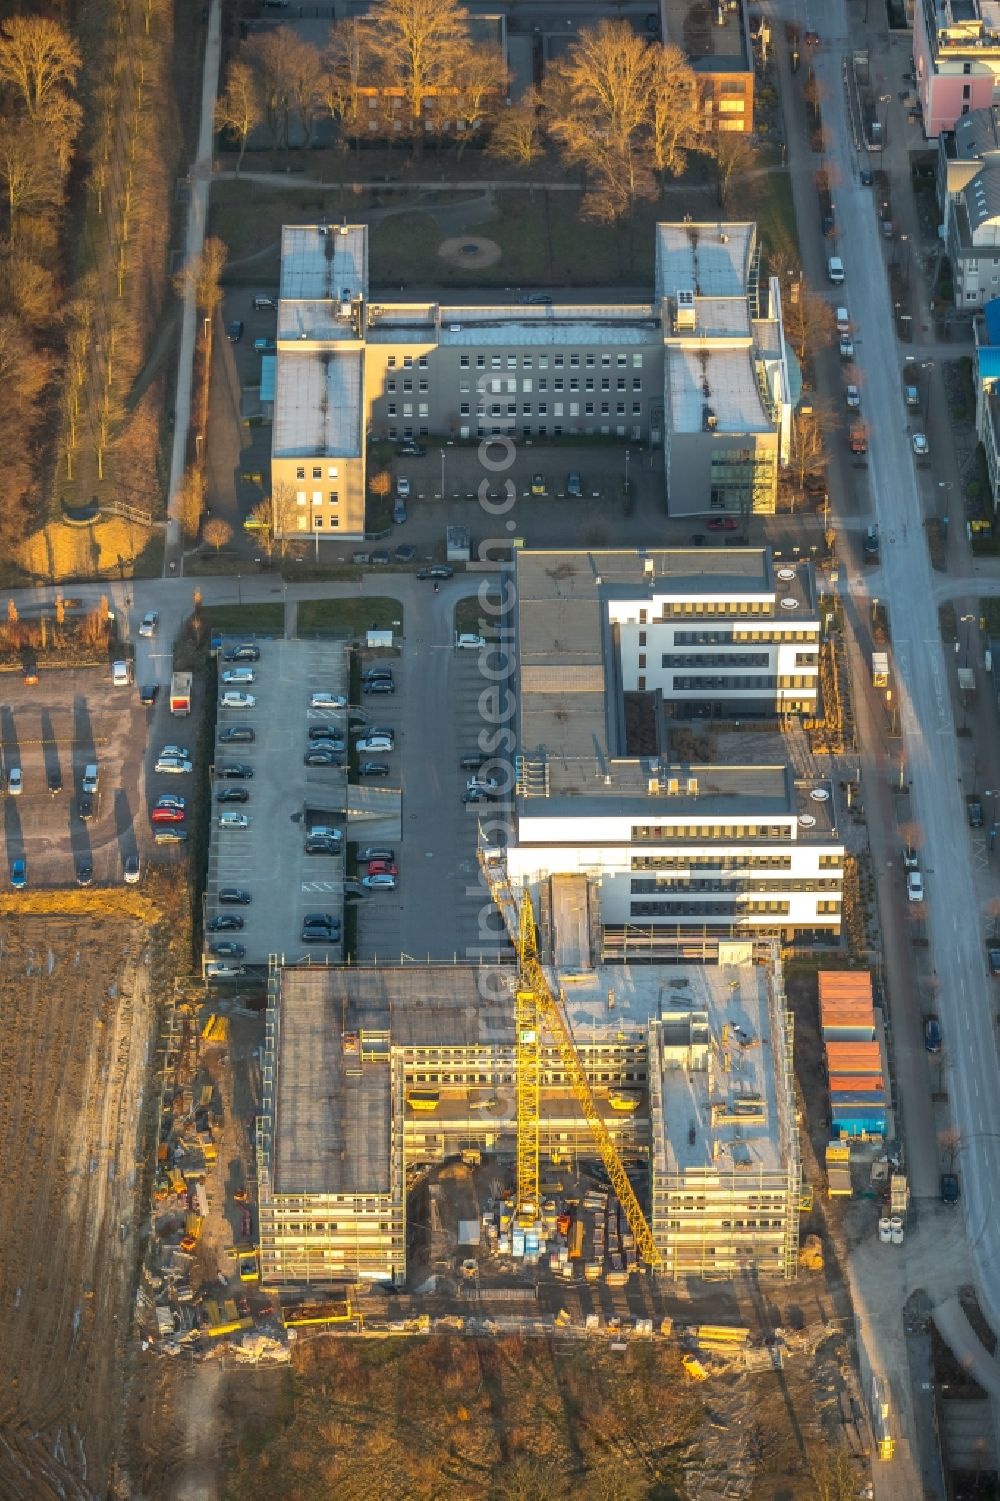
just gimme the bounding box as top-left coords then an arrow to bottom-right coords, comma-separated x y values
440,449 -> 446,498
878,92 -> 892,148
960,611 -> 976,667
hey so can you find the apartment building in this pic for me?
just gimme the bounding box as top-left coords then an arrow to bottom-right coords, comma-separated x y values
974,295 -> 1000,509
661,0 -> 755,135
506,546 -> 843,955
269,220 -> 792,542
914,0 -> 1000,138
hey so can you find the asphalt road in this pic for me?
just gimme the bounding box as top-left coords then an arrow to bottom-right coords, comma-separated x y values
805,0 -> 1000,1361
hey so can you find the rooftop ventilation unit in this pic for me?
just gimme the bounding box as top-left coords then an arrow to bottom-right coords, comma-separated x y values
686,776 -> 699,796
702,406 -> 718,431
675,289 -> 697,331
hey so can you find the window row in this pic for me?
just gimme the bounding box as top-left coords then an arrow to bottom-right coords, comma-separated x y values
459,351 -> 644,370
295,465 -> 339,481
630,899 -> 791,916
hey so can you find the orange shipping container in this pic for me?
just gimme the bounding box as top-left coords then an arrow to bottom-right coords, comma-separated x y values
825,1041 -> 881,1073
829,1075 -> 884,1095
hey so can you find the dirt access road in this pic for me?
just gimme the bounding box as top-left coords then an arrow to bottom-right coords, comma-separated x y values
0,912 -> 155,1499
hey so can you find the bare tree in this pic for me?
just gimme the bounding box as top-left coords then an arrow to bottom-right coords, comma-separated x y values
174,235 -> 229,316
178,465 -> 205,542
710,131 -> 755,208
452,47 -> 507,155
545,20 -> 660,225
650,44 -> 703,178
0,16 -> 81,123
203,516 -> 233,552
487,86 -> 543,166
0,127 -> 61,234
216,60 -> 263,175
245,28 -> 322,149
788,399 -> 832,496
251,482 -> 296,554
782,286 -> 835,364
363,0 -> 479,140
323,19 -> 368,147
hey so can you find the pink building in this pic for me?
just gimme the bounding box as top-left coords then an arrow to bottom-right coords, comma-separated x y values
914,0 -> 1000,137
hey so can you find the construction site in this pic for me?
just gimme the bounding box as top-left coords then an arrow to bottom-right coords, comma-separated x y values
256,864 -> 802,1292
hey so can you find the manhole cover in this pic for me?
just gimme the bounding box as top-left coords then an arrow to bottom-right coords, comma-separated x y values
461,243 -> 479,256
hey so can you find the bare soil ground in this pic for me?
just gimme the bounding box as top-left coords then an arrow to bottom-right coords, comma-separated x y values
0,913 -> 156,1499
124,1323 -> 865,1501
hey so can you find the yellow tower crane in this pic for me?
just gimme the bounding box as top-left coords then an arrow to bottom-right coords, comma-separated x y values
480,852 -> 661,1268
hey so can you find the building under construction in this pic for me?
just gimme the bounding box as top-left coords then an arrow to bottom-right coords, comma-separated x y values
256,918 -> 801,1287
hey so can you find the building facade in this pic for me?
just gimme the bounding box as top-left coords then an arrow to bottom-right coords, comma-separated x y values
662,0 -> 755,135
506,547 -> 843,956
914,0 -> 1000,138
269,220 -> 793,542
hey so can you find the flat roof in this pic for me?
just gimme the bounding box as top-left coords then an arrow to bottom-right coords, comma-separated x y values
667,346 -> 771,433
664,0 -> 752,70
651,961 -> 787,1176
273,349 -> 362,457
515,547 -> 817,782
656,223 -> 754,302
280,224 -> 368,304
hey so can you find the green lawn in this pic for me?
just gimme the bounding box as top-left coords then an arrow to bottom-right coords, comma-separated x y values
198,603 -> 284,632
455,593 -> 501,638
297,596 -> 402,635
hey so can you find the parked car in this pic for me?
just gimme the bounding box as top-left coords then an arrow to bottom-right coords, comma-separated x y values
123,854 -> 141,885
364,678 -> 395,695
304,749 -> 343,767
359,760 -> 390,777
396,477 -> 410,498
78,793 -> 94,820
907,870 -> 924,902
218,762 -> 254,779
530,474 -> 546,495
902,845 -> 919,870
364,664 -> 394,681
253,337 -> 276,353
48,769 -> 62,795
309,692 -> 347,710
218,811 -> 250,830
369,549 -> 391,565
154,829 -> 187,845
912,432 -> 929,457
302,911 -> 340,931
860,166 -> 873,186
989,948 -> 1000,977
218,887 -> 252,905
76,860 -> 94,888
138,611 -> 158,637
924,1015 -> 942,1053
968,799 -> 984,828
356,734 -> 393,753
393,499 -> 408,524
940,1173 -> 960,1205
10,857 -> 26,889
155,793 -> 185,809
210,941 -> 246,959
397,441 -> 426,457
359,847 -> 395,863
367,860 -> 398,877
207,914 -> 244,932
217,787 -> 249,804
417,565 -> 454,580
308,725 -> 345,743
222,644 -> 260,662
305,838 -> 342,855
219,726 -> 255,744
139,685 -> 159,707
306,825 -> 342,844
565,471 -> 583,497
395,544 -> 416,562
863,527 -> 880,561
845,384 -> 861,410
222,668 -> 256,685
155,757 -> 193,774
706,516 -> 739,532
7,767 -> 21,795
456,633 -> 486,650
151,806 -> 186,824
362,872 -> 397,889
221,691 -> 256,709
227,320 -> 244,342
161,744 -> 191,761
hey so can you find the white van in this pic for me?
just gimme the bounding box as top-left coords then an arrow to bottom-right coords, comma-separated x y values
82,763 -> 99,795
835,306 -> 850,334
827,256 -> 845,285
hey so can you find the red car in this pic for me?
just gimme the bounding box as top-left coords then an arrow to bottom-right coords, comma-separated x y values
706,516 -> 739,532
367,860 -> 398,877
151,806 -> 186,824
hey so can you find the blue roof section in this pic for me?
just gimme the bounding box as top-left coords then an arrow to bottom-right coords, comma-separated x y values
260,354 -> 276,403
983,297 -> 1000,346
979,348 -> 1000,383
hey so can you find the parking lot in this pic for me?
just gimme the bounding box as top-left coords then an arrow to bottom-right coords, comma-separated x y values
351,592 -> 514,964
0,664 -> 162,890
204,637 -> 354,969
